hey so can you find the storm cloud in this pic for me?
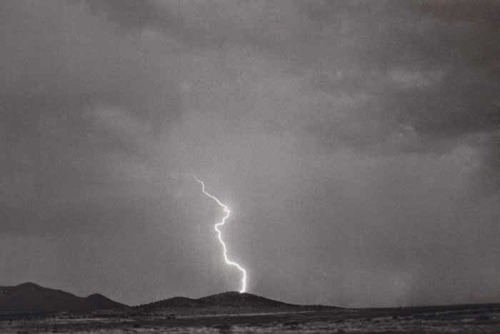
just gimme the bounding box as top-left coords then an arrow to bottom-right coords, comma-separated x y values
0,0 -> 499,307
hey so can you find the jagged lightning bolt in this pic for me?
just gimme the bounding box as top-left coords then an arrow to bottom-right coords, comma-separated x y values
194,175 -> 248,293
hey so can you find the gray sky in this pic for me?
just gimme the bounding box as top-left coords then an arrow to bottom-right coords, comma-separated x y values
1,0 -> 500,307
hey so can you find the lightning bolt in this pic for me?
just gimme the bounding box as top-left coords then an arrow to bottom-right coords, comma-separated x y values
194,175 -> 248,293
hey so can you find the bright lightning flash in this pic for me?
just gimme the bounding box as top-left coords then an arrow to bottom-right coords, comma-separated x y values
194,175 -> 247,293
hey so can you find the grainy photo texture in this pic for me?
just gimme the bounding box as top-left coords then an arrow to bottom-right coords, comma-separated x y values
1,1 -> 500,333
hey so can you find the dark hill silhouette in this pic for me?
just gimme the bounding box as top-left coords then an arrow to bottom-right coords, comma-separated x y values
0,282 -> 128,314
136,291 -> 338,315
84,293 -> 128,311
138,296 -> 206,311
198,291 -> 292,308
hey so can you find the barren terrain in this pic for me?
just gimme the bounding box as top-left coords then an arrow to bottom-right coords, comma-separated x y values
2,302 -> 500,333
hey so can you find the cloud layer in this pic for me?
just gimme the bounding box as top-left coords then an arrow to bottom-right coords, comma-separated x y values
0,0 -> 499,306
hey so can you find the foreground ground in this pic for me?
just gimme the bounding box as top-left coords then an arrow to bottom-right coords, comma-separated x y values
1,304 -> 500,333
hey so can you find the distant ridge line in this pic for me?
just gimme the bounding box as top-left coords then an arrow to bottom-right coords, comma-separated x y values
135,291 -> 340,314
0,282 -> 128,314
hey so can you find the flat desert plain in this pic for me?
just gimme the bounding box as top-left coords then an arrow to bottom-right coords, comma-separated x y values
1,303 -> 500,333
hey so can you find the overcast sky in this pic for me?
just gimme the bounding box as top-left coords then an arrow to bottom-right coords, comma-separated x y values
1,0 -> 500,307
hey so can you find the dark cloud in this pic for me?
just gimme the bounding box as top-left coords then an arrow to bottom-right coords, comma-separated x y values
1,0 -> 499,307
81,0 -> 168,29
418,0 -> 500,31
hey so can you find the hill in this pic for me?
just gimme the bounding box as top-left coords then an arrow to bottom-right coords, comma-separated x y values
0,282 -> 128,314
136,291 -> 337,315
138,296 -> 206,311
198,291 -> 292,308
84,293 -> 127,311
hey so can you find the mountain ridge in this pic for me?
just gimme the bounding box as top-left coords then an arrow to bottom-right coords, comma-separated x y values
0,283 -> 338,316
0,282 -> 128,314
135,290 -> 339,315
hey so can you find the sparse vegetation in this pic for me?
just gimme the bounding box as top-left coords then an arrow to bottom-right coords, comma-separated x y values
1,305 -> 500,333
